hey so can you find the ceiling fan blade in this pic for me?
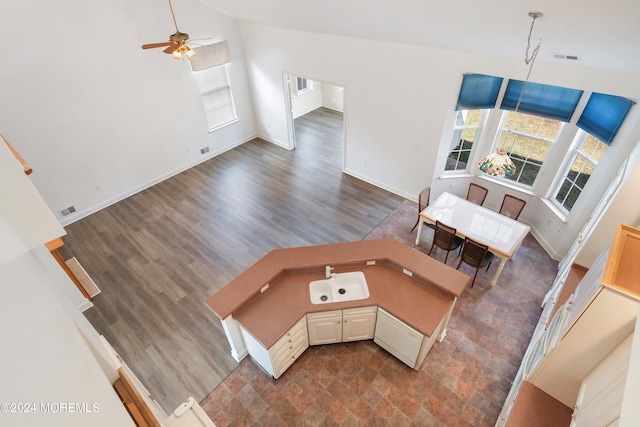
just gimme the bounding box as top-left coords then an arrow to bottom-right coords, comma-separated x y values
141,42 -> 172,50
163,44 -> 179,54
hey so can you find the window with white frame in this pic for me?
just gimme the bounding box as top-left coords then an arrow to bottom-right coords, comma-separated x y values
292,77 -> 313,96
495,111 -> 563,186
553,131 -> 607,212
194,64 -> 237,132
446,109 -> 484,172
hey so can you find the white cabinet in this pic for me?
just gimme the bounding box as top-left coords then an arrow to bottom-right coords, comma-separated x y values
343,307 -> 377,341
240,316 -> 308,379
307,306 -> 377,345
529,224 -> 640,407
374,307 -> 426,369
307,310 -> 343,345
571,334 -> 633,427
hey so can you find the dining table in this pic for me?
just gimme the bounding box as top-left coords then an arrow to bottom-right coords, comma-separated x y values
415,191 -> 531,286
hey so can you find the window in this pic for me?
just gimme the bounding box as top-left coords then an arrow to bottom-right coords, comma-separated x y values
194,64 -> 237,131
292,77 -> 313,96
297,77 -> 309,92
554,131 -> 607,211
495,111 -> 563,186
446,110 -> 484,172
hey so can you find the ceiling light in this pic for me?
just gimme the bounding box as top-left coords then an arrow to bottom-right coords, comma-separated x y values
478,11 -> 543,178
172,44 -> 196,61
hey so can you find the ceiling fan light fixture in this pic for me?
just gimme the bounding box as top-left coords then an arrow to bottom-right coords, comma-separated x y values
171,44 -> 196,61
142,0 -> 197,62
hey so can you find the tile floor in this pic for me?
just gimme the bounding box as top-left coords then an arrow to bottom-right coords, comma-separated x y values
200,201 -> 558,426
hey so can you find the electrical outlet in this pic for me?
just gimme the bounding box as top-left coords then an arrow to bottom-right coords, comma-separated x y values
60,206 -> 76,217
200,146 -> 210,155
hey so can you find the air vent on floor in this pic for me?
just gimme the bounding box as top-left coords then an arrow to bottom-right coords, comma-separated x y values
552,53 -> 581,61
60,206 -> 76,217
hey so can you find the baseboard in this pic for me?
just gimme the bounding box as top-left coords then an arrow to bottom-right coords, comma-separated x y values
60,135 -> 256,227
528,227 -> 563,261
343,168 -> 415,201
78,299 -> 94,312
255,133 -> 291,150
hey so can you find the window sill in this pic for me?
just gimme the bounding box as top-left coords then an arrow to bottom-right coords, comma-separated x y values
476,174 -> 536,197
540,198 -> 569,223
208,118 -> 239,133
439,172 -> 474,180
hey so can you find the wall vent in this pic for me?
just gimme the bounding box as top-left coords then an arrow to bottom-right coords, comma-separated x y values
60,206 -> 76,217
553,53 -> 580,61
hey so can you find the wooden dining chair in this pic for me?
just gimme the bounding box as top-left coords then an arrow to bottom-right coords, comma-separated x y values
466,183 -> 488,206
456,237 -> 495,287
411,186 -> 434,232
499,194 -> 527,220
428,221 -> 463,264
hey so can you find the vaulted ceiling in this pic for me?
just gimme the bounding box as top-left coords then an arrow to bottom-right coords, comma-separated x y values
196,0 -> 640,73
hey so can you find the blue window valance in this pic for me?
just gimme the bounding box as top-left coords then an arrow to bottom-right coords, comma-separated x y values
576,93 -> 635,145
455,74 -> 503,111
500,80 -> 583,122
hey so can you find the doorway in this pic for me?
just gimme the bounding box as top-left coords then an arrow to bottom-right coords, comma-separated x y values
283,74 -> 345,158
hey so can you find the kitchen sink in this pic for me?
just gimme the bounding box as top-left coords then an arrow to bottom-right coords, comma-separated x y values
309,271 -> 369,304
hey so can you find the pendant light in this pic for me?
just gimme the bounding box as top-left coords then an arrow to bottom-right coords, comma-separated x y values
478,11 -> 543,178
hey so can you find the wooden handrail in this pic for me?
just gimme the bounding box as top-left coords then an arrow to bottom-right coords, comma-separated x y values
113,368 -> 161,427
1,133 -> 32,175
46,238 -> 92,300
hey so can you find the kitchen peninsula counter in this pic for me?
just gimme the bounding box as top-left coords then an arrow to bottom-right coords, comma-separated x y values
206,239 -> 469,348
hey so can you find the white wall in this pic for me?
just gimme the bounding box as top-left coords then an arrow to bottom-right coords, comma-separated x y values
0,0 -> 256,226
291,78 -> 323,118
239,23 -> 640,259
0,220 -> 135,427
322,84 -> 344,112
0,147 -> 134,426
0,141 -> 65,249
576,139 -> 640,266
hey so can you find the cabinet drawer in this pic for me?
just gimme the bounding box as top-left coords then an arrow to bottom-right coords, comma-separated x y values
271,327 -> 308,359
271,321 -> 308,355
307,310 -> 342,321
272,339 -> 308,375
343,306 -> 377,317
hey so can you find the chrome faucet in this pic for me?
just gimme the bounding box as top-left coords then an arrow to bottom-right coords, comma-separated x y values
325,266 -> 334,278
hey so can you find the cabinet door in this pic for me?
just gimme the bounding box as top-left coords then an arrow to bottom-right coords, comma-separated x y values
307,310 -> 342,345
571,334 -> 632,427
374,308 -> 423,368
343,307 -> 377,342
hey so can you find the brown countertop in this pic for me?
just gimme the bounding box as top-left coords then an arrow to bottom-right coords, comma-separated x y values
205,238 -> 470,348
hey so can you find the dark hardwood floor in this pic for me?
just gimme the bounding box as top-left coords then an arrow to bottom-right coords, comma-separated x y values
59,107 -> 405,412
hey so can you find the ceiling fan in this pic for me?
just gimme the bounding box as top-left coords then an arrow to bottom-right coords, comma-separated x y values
141,0 -> 198,60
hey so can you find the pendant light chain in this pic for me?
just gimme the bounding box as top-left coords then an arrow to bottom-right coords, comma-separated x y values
478,11 -> 543,178
516,14 -> 542,113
